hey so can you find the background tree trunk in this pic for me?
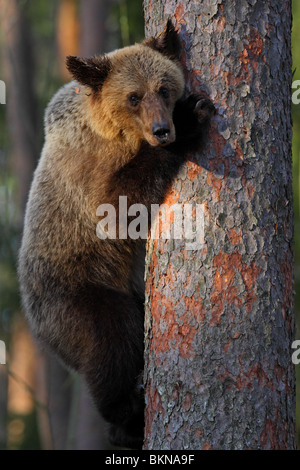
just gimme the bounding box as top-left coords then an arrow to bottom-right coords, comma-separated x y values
143,0 -> 295,450
0,0 -> 39,218
57,0 -> 79,80
80,0 -> 110,55
0,0 -> 39,450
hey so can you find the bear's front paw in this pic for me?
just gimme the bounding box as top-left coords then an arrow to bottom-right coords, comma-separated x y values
194,96 -> 216,123
172,92 -> 215,148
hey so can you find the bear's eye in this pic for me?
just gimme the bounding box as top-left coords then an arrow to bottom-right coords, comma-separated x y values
159,87 -> 170,99
128,93 -> 141,107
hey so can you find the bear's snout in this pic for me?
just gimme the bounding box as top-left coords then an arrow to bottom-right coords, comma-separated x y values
152,120 -> 171,144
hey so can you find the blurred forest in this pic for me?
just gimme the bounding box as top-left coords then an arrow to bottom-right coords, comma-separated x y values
0,0 -> 299,450
0,0 -> 144,450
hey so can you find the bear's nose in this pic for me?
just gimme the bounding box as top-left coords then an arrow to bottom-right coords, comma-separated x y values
152,121 -> 170,143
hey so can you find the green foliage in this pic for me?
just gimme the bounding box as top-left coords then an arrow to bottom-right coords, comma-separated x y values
110,0 -> 145,49
119,0 -> 145,46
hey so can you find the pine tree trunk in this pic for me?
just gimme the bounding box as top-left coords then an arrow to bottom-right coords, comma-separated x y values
143,0 -> 295,450
56,0 -> 79,80
80,0 -> 109,56
0,0 -> 38,218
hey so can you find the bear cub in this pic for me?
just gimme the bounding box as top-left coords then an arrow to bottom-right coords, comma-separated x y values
18,20 -> 215,448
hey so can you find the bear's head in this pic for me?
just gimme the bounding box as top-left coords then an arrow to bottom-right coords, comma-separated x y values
66,20 -> 185,149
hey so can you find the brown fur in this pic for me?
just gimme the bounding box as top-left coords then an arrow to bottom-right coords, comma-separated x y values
18,20 -> 215,449
84,44 -> 184,149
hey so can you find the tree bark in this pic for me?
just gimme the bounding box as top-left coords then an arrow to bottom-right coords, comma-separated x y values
143,0 -> 295,450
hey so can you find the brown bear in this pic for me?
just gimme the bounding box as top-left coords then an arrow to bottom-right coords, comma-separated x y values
18,20 -> 214,449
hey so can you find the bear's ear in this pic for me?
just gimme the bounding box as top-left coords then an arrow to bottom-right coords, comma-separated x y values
66,55 -> 112,91
143,19 -> 182,60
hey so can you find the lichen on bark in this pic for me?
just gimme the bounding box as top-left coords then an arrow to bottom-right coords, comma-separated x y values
144,0 -> 295,450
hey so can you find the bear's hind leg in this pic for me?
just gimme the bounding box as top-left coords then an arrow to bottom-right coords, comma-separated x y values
77,285 -> 145,449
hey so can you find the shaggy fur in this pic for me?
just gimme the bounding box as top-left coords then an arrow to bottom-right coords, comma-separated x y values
18,20 -> 215,449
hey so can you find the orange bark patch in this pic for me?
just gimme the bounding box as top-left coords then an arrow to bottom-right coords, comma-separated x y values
210,252 -> 261,324
150,190 -> 180,239
247,30 -> 264,70
189,68 -> 203,90
183,392 -> 191,411
149,255 -> 205,361
150,293 -> 204,360
222,27 -> 264,89
145,239 -> 159,292
240,27 -> 264,76
241,262 -> 260,292
216,16 -> 225,33
202,442 -> 212,450
241,261 -> 260,312
260,418 -> 280,449
195,428 -> 203,438
261,404 -> 292,449
186,160 -> 201,181
206,172 -> 222,200
229,228 -> 242,245
174,2 -> 185,23
246,183 -> 255,200
218,363 -> 274,394
233,141 -> 244,163
208,129 -> 244,177
163,189 -> 180,207
235,363 -> 274,391
223,70 -> 245,88
223,337 -> 231,353
184,295 -> 205,323
233,331 -> 242,339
